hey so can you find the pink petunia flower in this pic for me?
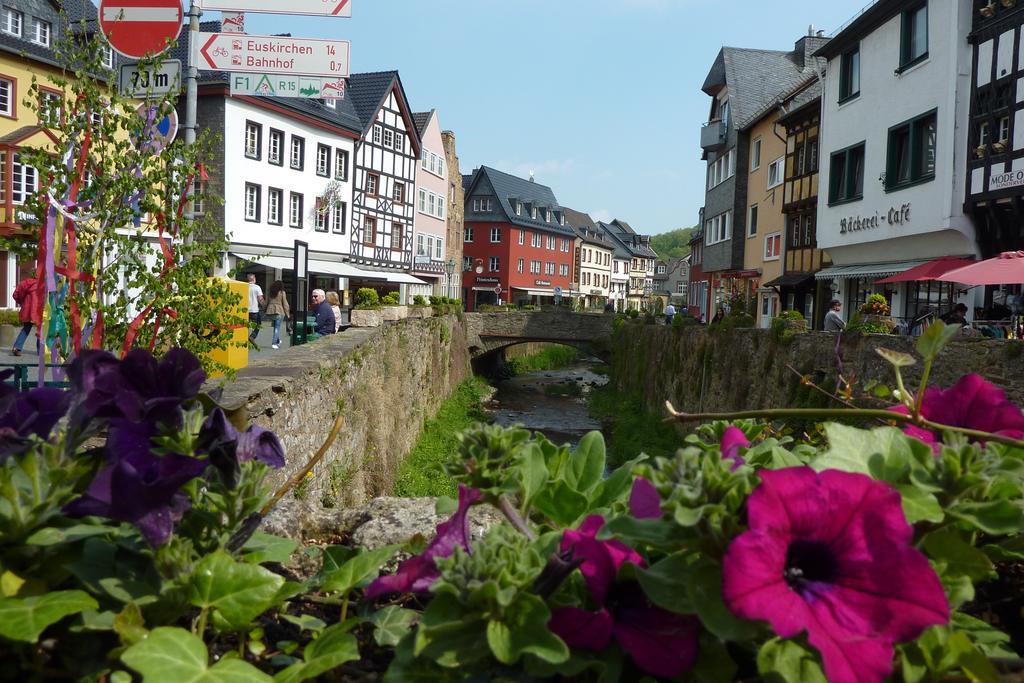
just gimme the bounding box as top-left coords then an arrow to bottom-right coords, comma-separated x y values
891,373 -> 1024,451
364,484 -> 483,599
722,467 -> 949,683
628,477 -> 662,520
548,515 -> 699,678
720,426 -> 750,470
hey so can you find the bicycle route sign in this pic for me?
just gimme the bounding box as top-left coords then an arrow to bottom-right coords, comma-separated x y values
99,0 -> 183,59
231,73 -> 346,99
200,0 -> 352,17
197,33 -> 350,77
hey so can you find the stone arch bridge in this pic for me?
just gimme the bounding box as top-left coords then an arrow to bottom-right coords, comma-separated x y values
464,311 -> 616,362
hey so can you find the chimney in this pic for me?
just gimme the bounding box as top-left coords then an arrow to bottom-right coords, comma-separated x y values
529,170 -> 535,183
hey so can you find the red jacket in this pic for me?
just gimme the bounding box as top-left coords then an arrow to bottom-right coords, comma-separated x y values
12,278 -> 40,325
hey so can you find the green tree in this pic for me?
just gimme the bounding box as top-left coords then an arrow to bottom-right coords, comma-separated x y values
650,226 -> 695,259
7,19 -> 243,373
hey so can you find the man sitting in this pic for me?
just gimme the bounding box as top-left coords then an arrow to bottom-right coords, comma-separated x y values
311,289 -> 336,336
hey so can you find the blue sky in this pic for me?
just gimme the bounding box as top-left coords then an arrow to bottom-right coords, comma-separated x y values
234,1 -> 863,235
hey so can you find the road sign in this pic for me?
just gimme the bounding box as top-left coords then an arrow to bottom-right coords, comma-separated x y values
554,286 -> 563,296
119,60 -> 181,98
231,73 -> 346,99
200,0 -> 351,17
494,285 -> 502,295
197,33 -> 350,78
136,103 -> 178,153
221,11 -> 245,33
99,0 -> 183,59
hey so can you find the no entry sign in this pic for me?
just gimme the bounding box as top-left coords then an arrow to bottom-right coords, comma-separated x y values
99,0 -> 183,59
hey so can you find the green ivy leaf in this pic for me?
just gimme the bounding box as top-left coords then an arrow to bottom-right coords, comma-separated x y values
924,531 -> 996,583
565,431 -> 606,494
320,544 -> 400,595
897,485 -> 944,524
916,321 -> 958,363
113,603 -> 148,647
637,552 -> 698,614
0,590 -> 98,642
815,423 -> 917,476
25,524 -> 110,546
876,347 -> 917,368
485,594 -> 568,665
757,638 -> 827,683
687,563 -> 759,642
273,623 -> 360,683
187,550 -> 285,631
240,533 -> 298,565
947,500 -> 1024,535
122,626 -> 272,682
280,614 -> 326,634
372,605 -> 417,647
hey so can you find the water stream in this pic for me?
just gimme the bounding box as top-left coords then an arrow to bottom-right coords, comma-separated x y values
485,359 -> 609,447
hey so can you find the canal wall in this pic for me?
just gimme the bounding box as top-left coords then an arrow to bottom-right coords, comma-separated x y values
208,314 -> 471,515
610,325 -> 1024,417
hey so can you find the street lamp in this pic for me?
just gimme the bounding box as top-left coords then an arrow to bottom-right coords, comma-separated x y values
444,258 -> 455,298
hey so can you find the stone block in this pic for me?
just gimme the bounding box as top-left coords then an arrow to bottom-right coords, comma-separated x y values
350,309 -> 383,327
381,305 -> 408,322
407,307 -> 433,319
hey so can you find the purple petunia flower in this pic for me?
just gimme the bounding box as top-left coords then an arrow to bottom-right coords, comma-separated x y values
891,374 -> 1024,451
548,515 -> 699,679
63,450 -> 208,546
0,385 -> 71,460
364,484 -> 484,599
199,408 -> 285,487
722,467 -> 949,683
628,477 -> 662,520
236,425 -> 285,468
720,426 -> 749,470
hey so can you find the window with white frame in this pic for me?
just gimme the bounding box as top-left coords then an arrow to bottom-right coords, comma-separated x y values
393,182 -> 405,204
463,256 -> 472,271
391,223 -> 403,250
518,230 -> 524,245
417,234 -> 426,257
767,157 -> 784,189
31,18 -> 49,46
290,136 -> 304,170
39,90 -> 62,126
314,200 -> 328,232
2,153 -> 37,204
748,204 -> 758,237
372,125 -> 381,144
268,188 -> 282,225
427,192 -> 436,216
545,262 -> 555,275
316,144 -> 330,176
334,149 -> 347,179
706,148 -> 736,190
418,189 -> 426,212
517,258 -> 524,273
0,77 -> 12,117
464,227 -> 474,242
393,133 -> 403,153
324,98 -> 336,109
764,232 -> 781,260
489,256 -> 500,272
750,138 -> 761,171
434,236 -> 443,259
102,46 -> 114,68
530,260 -> 541,274
490,227 -> 501,242
365,173 -> 379,196
531,232 -> 540,247
332,201 -> 345,234
289,192 -> 302,228
268,129 -> 283,165
191,178 -> 205,216
560,264 -> 569,277
383,128 -> 394,148
704,210 -> 732,246
531,206 -> 537,219
244,121 -> 261,159
2,7 -> 21,37
471,197 -> 493,212
244,183 -> 260,221
547,235 -> 555,250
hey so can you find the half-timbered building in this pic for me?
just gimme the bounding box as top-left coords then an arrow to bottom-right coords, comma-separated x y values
346,71 -> 423,290
965,0 -> 1024,256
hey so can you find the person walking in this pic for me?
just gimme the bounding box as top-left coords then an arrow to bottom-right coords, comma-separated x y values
664,302 -> 676,325
246,273 -> 265,344
824,299 -> 846,332
264,280 -> 290,349
11,276 -> 40,357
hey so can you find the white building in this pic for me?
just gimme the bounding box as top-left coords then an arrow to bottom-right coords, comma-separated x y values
815,0 -> 978,328
411,110 -> 449,298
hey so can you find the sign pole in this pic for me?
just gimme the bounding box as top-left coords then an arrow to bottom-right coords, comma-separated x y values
184,0 -> 199,150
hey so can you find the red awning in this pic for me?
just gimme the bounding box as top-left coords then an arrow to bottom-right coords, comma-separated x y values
874,256 -> 976,284
936,251 -> 1024,286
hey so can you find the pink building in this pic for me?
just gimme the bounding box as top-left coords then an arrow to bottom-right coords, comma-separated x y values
411,110 -> 450,296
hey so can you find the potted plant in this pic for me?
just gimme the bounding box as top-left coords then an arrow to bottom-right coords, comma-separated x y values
855,294 -> 897,333
350,287 -> 383,327
380,291 -> 409,322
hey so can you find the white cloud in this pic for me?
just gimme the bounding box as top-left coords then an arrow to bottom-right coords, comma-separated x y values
590,209 -> 613,223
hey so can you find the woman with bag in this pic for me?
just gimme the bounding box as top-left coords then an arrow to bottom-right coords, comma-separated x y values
264,280 -> 290,349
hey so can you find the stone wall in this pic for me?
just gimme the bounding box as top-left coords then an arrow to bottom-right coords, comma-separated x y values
610,325 -> 1024,416
208,315 -> 471,512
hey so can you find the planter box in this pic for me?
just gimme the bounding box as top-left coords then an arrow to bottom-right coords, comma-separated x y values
381,305 -> 408,322
349,309 -> 383,327
407,306 -> 433,319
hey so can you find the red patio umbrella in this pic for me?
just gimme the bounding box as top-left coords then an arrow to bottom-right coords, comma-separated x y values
936,251 -> 1024,286
875,256 -> 976,284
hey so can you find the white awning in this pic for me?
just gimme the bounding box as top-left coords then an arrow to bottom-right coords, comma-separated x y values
232,252 -> 295,271
814,259 -> 930,281
379,272 -> 429,285
309,259 -> 384,280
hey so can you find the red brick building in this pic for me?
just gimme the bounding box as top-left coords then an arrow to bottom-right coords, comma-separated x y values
461,167 -> 575,310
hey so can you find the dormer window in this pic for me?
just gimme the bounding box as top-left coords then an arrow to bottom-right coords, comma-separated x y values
542,208 -> 549,222
514,200 -> 521,215
531,206 -> 537,219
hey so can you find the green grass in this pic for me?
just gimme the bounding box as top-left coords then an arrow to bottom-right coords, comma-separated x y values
588,383 -> 683,467
393,377 -> 490,498
506,345 -> 581,374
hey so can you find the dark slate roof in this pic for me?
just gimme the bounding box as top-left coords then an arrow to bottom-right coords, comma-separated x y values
346,71 -> 395,127
817,0 -> 903,59
595,222 -> 633,260
612,219 -> 636,235
0,0 -> 119,71
173,22 -> 365,135
412,111 -> 432,136
562,207 -> 597,232
465,166 -> 575,236
603,220 -> 658,258
778,78 -> 823,126
702,47 -> 811,130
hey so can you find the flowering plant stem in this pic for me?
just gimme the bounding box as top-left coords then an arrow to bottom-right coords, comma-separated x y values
664,401 -> 1024,449
498,496 -> 536,540
260,410 -> 345,516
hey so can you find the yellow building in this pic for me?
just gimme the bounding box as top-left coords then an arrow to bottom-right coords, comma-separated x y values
0,0 -> 115,304
741,108 -> 787,328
